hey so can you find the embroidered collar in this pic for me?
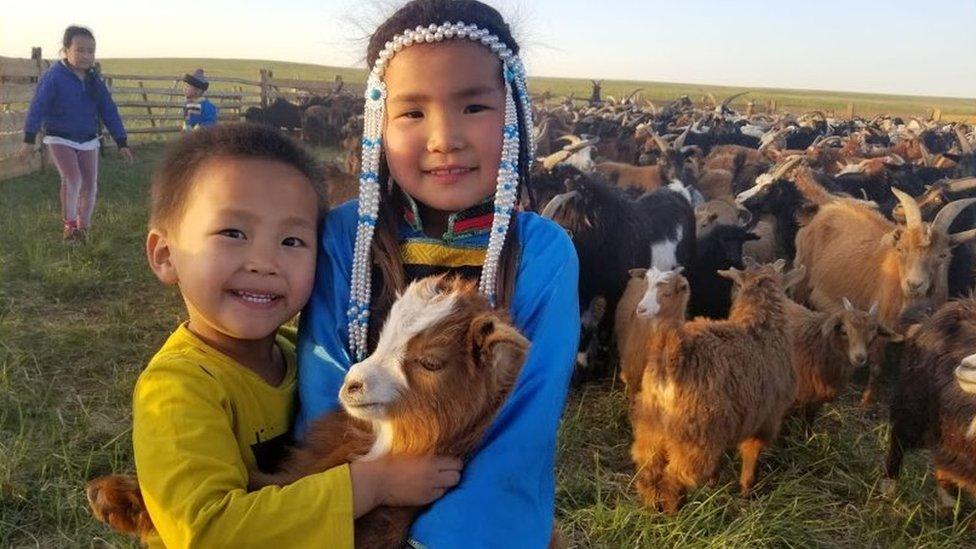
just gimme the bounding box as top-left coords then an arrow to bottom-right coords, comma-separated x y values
401,191 -> 495,242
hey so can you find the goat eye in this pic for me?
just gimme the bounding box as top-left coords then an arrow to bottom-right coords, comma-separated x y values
416,357 -> 444,371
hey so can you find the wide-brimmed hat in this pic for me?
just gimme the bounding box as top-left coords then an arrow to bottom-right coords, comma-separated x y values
183,69 -> 209,92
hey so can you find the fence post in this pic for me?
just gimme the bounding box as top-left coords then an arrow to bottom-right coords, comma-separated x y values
846,103 -> 855,120
260,69 -> 270,108
31,47 -> 45,172
932,107 -> 942,122
139,81 -> 157,128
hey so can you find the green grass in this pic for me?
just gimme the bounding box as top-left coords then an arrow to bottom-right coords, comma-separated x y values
3,144 -> 976,547
95,57 -> 975,123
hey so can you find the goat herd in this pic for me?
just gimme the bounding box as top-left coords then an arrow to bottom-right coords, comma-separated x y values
294,88 -> 976,517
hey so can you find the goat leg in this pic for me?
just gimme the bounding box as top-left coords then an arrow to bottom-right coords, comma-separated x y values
738,438 -> 766,497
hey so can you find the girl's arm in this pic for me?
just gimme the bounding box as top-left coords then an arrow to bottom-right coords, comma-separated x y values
134,358 -> 354,548
23,71 -> 56,144
94,76 -> 127,148
408,215 -> 580,548
296,202 -> 358,436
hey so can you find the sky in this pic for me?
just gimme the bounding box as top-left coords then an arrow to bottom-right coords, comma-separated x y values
2,0 -> 974,98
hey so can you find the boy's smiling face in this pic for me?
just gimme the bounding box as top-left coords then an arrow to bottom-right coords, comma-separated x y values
148,157 -> 319,345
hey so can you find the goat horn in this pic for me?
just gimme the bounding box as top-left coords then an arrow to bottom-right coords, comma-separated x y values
540,190 -> 580,219
950,228 -> 976,246
563,136 -> 600,153
955,125 -> 973,155
918,140 -> 934,167
947,177 -> 976,194
770,155 -> 804,181
557,135 -> 582,147
625,88 -> 643,103
932,197 -> 976,236
843,297 -> 854,311
818,136 -> 843,148
651,132 -> 669,153
891,188 -> 923,231
721,91 -> 749,110
541,150 -> 571,171
673,125 -> 691,150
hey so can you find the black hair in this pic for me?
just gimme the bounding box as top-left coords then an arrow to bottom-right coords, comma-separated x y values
62,25 -> 95,51
150,123 -> 326,231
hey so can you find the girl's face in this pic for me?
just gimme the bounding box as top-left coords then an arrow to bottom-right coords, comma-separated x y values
65,36 -> 96,70
383,41 -> 506,214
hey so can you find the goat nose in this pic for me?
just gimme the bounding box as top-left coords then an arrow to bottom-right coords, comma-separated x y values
853,353 -> 867,366
344,379 -> 364,395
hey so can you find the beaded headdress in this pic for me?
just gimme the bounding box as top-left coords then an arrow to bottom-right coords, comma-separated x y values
348,21 -> 536,360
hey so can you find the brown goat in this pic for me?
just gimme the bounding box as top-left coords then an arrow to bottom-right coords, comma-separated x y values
885,298 -> 976,513
695,198 -> 753,238
628,261 -> 800,513
784,297 -> 897,429
793,188 -> 976,404
86,276 -> 531,548
594,160 -> 666,193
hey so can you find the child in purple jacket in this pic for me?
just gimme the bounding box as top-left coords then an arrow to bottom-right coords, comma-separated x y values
18,25 -> 133,242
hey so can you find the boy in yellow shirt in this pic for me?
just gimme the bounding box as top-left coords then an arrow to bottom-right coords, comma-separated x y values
92,123 -> 461,548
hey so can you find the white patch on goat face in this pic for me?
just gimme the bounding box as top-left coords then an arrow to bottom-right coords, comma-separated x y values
636,267 -> 675,320
340,279 -> 459,420
569,146 -> 595,172
358,420 -> 393,462
735,173 -> 774,205
650,226 -> 683,272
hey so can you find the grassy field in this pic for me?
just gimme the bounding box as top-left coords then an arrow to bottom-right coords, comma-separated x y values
3,145 -> 976,547
96,57 -> 976,123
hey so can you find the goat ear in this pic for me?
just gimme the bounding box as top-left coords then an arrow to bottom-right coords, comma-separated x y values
881,228 -> 902,247
716,268 -> 743,284
878,323 -> 904,342
772,258 -> 787,273
821,313 -> 842,338
468,313 -> 530,380
737,208 -> 754,226
783,265 -> 806,290
628,268 -> 647,279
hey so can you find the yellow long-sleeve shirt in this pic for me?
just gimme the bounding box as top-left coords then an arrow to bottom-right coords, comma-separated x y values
133,323 -> 353,548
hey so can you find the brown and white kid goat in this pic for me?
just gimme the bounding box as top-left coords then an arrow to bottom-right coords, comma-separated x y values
86,276 -> 530,548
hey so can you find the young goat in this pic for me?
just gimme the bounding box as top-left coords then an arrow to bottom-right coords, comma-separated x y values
784,296 -> 897,429
86,276 -> 530,548
615,266 -> 688,403
628,260 -> 800,513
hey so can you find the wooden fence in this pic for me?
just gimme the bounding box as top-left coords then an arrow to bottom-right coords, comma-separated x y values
0,49 -> 365,182
0,48 -> 51,180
